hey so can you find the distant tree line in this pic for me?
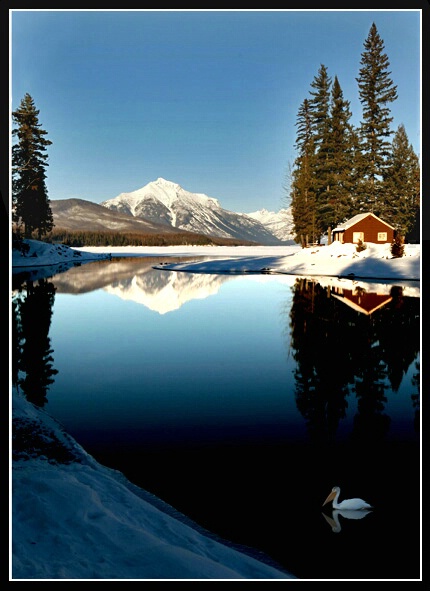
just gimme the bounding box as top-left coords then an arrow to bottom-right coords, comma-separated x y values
289,23 -> 420,246
47,228 -> 257,248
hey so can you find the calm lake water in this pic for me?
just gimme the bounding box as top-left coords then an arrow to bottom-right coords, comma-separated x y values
12,256 -> 421,580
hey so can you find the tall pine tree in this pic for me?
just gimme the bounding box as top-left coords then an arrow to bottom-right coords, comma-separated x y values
356,23 -> 398,213
291,99 -> 318,246
383,123 -> 420,240
319,75 -> 355,243
12,93 -> 54,239
309,64 -> 332,241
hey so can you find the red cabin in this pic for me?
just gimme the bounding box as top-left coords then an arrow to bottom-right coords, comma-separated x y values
332,213 -> 395,244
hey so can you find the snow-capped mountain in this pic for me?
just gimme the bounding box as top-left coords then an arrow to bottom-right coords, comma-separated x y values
245,208 -> 295,243
100,178 -> 290,245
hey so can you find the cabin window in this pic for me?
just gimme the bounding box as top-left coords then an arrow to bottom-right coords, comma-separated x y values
352,232 -> 364,244
377,232 -> 387,241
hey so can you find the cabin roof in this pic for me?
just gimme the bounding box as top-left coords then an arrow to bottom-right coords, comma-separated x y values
331,291 -> 393,315
332,212 -> 395,232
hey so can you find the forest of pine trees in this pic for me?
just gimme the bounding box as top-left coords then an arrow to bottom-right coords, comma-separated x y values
289,23 -> 420,247
46,228 -> 258,248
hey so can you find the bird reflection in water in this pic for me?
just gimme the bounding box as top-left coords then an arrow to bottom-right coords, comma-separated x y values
321,486 -> 373,533
322,509 -> 372,533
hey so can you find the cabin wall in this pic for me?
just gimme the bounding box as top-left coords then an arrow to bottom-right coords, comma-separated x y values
341,217 -> 394,244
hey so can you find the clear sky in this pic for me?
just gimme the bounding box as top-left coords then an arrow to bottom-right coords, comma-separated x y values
10,9 -> 421,214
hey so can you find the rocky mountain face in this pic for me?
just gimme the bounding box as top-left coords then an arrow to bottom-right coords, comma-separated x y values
50,198 -> 190,235
100,178 -> 294,245
51,178 -> 296,245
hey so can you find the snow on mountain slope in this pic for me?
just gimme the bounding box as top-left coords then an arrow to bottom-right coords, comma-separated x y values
101,178 -> 285,245
245,208 -> 295,243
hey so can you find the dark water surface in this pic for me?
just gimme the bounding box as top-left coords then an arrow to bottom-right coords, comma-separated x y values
12,257 -> 421,580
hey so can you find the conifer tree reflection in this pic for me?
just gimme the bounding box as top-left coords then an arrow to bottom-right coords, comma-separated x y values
11,298 -> 23,390
350,337 -> 391,445
351,285 -> 420,442
411,361 -> 420,435
375,286 -> 420,392
288,278 -> 419,444
12,278 -> 58,407
289,278 -> 350,443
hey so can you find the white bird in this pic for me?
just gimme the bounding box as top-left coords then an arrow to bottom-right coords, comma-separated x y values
322,486 -> 373,511
322,509 -> 372,533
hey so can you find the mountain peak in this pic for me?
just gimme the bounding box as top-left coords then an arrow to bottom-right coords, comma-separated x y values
153,177 -> 180,190
100,179 -> 294,244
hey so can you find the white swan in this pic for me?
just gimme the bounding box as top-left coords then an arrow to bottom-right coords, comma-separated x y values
322,486 -> 373,511
322,509 -> 372,533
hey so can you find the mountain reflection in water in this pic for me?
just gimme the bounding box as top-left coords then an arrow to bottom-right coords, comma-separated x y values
50,257 -> 234,314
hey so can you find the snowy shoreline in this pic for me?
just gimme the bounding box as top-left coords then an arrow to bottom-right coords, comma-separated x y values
12,388 -> 294,580
71,242 -> 422,282
12,240 -> 421,281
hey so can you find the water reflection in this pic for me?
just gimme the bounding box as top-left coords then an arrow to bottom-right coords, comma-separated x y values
11,259 -> 420,447
50,257 -> 233,314
12,278 -> 58,407
321,509 -> 372,533
10,258 -> 421,579
288,278 -> 420,445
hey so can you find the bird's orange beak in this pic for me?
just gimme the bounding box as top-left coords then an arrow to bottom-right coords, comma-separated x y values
322,490 -> 336,507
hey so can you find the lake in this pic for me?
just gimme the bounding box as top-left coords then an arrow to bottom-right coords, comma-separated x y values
11,256 -> 421,580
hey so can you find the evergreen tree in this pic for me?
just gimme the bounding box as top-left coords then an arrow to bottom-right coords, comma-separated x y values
348,126 -> 368,212
290,99 -> 318,245
383,123 -> 420,239
356,23 -> 398,212
319,76 -> 355,242
12,93 -> 54,239
309,64 -> 332,239
309,64 -> 332,151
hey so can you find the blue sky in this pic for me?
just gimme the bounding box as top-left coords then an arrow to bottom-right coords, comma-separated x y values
10,9 -> 421,213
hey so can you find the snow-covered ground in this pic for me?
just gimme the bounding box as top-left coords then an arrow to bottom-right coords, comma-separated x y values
11,388 -> 294,580
10,238 -> 421,580
148,241 -> 420,281
11,238 -> 111,268
12,239 -> 421,281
